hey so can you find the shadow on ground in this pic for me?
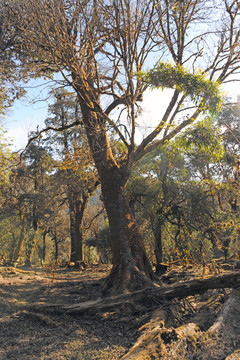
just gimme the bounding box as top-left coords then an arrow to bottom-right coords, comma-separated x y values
0,266 -> 143,360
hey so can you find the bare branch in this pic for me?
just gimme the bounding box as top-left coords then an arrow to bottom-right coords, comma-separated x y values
19,120 -> 82,161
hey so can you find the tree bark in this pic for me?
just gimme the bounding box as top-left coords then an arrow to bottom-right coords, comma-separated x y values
41,229 -> 48,264
69,193 -> 89,263
101,169 -> 155,294
24,232 -> 35,267
154,223 -> 164,274
52,228 -> 59,261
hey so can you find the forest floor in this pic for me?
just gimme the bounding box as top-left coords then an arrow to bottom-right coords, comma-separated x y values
0,262 -> 239,359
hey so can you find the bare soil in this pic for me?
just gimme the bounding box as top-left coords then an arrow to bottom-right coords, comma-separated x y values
0,264 -> 238,360
0,265 -> 141,360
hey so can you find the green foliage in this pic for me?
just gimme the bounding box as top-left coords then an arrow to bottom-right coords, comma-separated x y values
139,62 -> 223,114
85,225 -> 112,264
128,104 -> 240,265
86,226 -> 111,249
174,117 -> 225,163
0,127 -> 14,188
0,214 -> 16,258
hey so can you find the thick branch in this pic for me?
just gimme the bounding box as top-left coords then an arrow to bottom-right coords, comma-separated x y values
133,105 -> 201,164
132,90 -> 179,164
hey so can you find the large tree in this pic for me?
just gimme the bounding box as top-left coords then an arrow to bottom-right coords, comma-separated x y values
4,0 -> 240,293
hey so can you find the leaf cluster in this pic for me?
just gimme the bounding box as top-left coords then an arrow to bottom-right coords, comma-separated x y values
139,62 -> 223,114
174,117 -> 225,163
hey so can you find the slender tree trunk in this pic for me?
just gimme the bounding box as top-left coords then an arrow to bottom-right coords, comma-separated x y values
55,240 -> 58,261
174,216 -> 184,258
69,194 -> 89,263
25,200 -> 39,267
9,231 -> 23,264
12,231 -> 25,263
93,230 -> 102,264
51,228 -> 58,261
154,223 -> 164,274
25,232 -> 35,267
51,229 -> 59,261
42,229 -> 48,264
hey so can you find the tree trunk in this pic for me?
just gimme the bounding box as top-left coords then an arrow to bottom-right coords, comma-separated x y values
42,229 -> 48,264
100,166 -> 155,295
24,232 -> 35,267
154,223 -> 164,274
69,194 -> 88,263
9,229 -> 24,264
12,232 -> 25,263
53,229 -> 59,261
79,103 -> 155,294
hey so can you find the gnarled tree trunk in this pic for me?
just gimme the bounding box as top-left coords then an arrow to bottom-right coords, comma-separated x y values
80,103 -> 155,294
101,167 -> 155,294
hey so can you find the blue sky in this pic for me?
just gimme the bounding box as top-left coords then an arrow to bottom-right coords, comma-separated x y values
6,100 -> 48,150
5,87 -> 173,151
5,79 -> 52,151
5,79 -> 240,152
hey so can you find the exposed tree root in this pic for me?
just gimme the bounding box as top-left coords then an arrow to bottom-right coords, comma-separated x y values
225,349 -> 240,360
61,271 -> 240,314
121,289 -> 240,359
101,258 -> 158,296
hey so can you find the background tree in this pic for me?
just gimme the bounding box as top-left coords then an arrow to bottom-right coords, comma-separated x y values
0,132 -> 18,263
0,140 -> 53,266
43,89 -> 99,265
127,139 -> 218,272
127,108 -> 240,269
0,1 -> 26,115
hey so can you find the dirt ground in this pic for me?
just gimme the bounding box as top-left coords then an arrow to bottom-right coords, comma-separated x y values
0,265 -> 142,360
0,264 -> 238,360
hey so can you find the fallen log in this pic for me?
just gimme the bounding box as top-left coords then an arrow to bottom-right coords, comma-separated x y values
62,271 -> 240,314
